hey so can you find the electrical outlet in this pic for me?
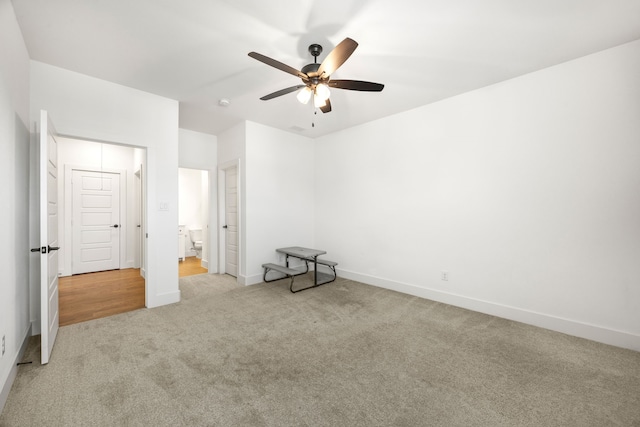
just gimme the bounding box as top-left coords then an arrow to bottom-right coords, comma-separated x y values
441,271 -> 449,281
2,335 -> 5,356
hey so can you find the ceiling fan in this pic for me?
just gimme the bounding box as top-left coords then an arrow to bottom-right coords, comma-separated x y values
248,37 -> 384,113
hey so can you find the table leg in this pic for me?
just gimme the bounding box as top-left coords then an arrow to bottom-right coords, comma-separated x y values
313,256 -> 318,286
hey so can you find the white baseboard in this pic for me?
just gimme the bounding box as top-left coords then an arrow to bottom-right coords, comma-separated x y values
30,319 -> 40,336
337,268 -> 640,352
147,290 -> 180,308
60,263 -> 139,278
245,273 -> 264,286
0,325 -> 31,414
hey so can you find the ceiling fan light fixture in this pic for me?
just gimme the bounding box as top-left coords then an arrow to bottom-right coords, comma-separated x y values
314,94 -> 327,108
296,86 -> 312,104
315,83 -> 330,101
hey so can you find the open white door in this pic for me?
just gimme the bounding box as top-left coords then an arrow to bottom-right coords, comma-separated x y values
39,110 -> 60,365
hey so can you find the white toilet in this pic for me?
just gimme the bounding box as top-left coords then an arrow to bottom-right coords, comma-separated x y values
189,229 -> 203,258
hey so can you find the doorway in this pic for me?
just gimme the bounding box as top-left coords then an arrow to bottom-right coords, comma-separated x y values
218,162 -> 239,278
178,167 -> 209,276
57,137 -> 146,323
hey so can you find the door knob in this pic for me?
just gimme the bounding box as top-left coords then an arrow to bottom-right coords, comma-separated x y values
30,246 -> 60,254
110,224 -> 120,228
222,225 -> 228,229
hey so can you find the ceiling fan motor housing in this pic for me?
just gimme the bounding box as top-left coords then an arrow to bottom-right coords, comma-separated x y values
301,63 -> 321,74
301,63 -> 321,84
304,44 -> 325,85
302,44 -> 324,86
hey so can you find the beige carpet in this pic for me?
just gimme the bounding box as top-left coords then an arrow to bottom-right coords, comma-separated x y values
1,273 -> 639,426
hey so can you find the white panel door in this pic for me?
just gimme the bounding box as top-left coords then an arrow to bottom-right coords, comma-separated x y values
72,169 -> 120,274
39,110 -> 60,365
224,167 -> 238,277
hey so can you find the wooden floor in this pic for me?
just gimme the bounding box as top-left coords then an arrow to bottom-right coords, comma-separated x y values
59,257 -> 208,326
59,268 -> 145,327
179,256 -> 208,277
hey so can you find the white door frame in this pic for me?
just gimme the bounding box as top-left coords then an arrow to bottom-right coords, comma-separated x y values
62,165 -> 127,277
134,165 -> 143,271
217,159 -> 241,281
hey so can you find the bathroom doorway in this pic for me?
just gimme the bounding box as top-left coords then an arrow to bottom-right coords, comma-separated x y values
179,167 -> 209,276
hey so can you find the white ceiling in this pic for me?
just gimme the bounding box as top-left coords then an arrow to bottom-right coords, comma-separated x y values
11,0 -> 640,138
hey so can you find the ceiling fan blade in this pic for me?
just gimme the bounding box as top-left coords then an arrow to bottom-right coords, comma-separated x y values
329,80 -> 385,92
320,98 -> 332,113
260,85 -> 306,100
248,52 -> 307,80
316,38 -> 358,77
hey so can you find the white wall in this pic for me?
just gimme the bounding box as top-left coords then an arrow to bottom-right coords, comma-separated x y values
244,121 -> 315,284
314,40 -> 640,351
179,128 -> 216,170
30,61 -> 180,309
57,137 -> 138,276
217,122 -> 245,167
0,0 -> 31,412
179,128 -> 217,270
